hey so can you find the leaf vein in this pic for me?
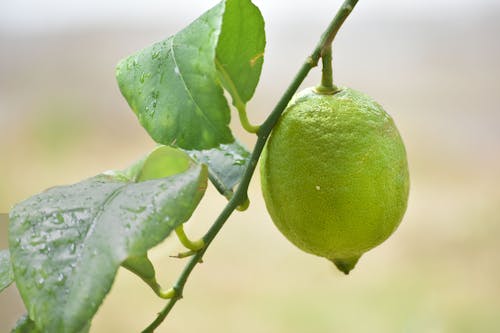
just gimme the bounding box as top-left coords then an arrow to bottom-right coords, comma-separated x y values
169,36 -> 222,140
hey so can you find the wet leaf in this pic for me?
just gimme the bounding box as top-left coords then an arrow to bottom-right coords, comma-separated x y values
11,315 -> 40,333
122,255 -> 156,281
116,2 -> 231,150
116,0 -> 265,150
9,149 -> 207,332
184,140 -> 250,195
11,314 -> 90,333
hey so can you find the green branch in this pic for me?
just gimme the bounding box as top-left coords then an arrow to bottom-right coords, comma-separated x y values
142,1 -> 359,331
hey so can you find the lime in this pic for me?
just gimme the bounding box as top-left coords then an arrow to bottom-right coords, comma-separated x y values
260,87 -> 409,274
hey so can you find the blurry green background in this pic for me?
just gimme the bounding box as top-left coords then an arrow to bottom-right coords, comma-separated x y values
1,0 -> 500,332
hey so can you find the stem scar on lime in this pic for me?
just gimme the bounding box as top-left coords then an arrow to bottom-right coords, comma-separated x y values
260,87 -> 409,274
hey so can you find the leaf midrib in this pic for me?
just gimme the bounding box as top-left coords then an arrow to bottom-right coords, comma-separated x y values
60,181 -> 127,330
169,36 -> 222,139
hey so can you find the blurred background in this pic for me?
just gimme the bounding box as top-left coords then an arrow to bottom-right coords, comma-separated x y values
1,0 -> 500,332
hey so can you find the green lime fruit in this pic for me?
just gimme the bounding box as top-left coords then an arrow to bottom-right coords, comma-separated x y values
260,87 -> 409,274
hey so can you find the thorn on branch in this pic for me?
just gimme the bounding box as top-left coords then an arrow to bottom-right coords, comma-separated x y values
170,250 -> 204,263
170,250 -> 196,259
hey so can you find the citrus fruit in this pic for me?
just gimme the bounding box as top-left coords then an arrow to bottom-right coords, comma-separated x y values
260,87 -> 409,274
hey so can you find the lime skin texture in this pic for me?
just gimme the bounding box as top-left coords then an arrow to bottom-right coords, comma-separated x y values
260,87 -> 409,274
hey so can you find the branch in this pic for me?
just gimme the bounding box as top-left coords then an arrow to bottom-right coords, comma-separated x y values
142,1 -> 359,331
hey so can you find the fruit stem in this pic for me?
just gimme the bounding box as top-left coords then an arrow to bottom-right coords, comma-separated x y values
317,44 -> 338,94
142,1 -> 360,331
317,0 -> 358,94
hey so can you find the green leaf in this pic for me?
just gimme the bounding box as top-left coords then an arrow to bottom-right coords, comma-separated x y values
11,315 -> 40,333
216,0 -> 266,107
122,255 -> 156,281
0,249 -> 14,292
136,142 -> 251,196
137,146 -> 191,181
11,315 -> 90,333
116,2 -> 231,150
8,150 -> 208,333
121,254 -> 175,299
184,140 -> 250,195
116,0 -> 265,150
106,145 -> 193,182
115,0 -> 262,194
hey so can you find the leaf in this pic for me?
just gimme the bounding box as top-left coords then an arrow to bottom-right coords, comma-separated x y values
107,145 -> 193,183
11,315 -> 40,333
216,0 -> 266,107
116,0 -> 262,194
8,149 -> 208,333
116,2 -> 231,150
122,255 -> 156,281
11,315 -> 90,333
137,146 -> 192,181
121,254 -> 175,300
0,249 -> 14,292
116,0 -> 266,150
136,142 -> 251,196
184,140 -> 250,195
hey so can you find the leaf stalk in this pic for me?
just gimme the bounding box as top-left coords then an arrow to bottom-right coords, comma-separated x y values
174,225 -> 205,251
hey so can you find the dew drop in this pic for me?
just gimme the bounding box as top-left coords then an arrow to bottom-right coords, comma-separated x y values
54,212 -> 65,224
36,277 -> 45,289
56,273 -> 66,285
125,206 -> 146,214
232,158 -> 246,166
151,50 -> 160,59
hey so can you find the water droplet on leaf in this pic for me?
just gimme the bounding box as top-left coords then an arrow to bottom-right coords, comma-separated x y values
56,273 -> 66,285
36,278 -> 45,288
151,50 -> 160,59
